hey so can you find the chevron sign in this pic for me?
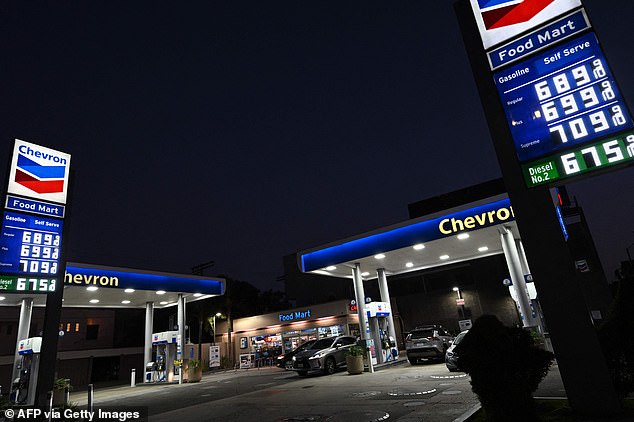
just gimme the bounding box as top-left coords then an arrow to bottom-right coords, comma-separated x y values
7,139 -> 71,204
470,0 -> 582,49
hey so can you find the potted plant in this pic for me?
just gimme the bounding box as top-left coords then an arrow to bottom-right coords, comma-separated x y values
52,378 -> 72,406
345,345 -> 365,375
187,359 -> 203,383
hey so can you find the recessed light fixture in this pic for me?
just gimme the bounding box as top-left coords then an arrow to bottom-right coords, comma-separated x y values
124,288 -> 135,293
89,299 -> 100,304
121,300 -> 131,304
457,233 -> 470,240
439,255 -> 450,260
361,272 -> 370,277
325,266 -> 337,271
160,301 -> 169,305
374,254 -> 386,260
413,244 -> 425,250
193,293 -> 203,297
405,262 -> 414,268
156,290 -> 166,295
86,286 -> 98,291
478,246 -> 489,252
0,296 -> 5,301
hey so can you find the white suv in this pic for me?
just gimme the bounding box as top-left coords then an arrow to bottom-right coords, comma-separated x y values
405,325 -> 454,364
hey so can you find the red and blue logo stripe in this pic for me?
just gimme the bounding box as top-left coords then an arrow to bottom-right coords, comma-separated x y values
15,154 -> 66,194
479,0 -> 555,30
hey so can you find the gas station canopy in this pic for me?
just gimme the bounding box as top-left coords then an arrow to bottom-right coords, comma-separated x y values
299,194 -> 518,279
0,262 -> 225,308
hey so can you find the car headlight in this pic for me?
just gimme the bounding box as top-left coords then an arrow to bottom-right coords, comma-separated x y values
292,356 -> 297,361
309,352 -> 325,360
277,355 -> 285,361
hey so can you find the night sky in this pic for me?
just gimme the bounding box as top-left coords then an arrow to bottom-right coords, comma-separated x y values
1,1 -> 633,291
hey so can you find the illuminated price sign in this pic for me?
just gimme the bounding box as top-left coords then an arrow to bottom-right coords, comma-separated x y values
0,275 -> 56,292
522,130 -> 634,187
0,211 -> 63,291
494,32 -> 633,164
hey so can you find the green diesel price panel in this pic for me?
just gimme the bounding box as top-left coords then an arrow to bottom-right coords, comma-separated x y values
0,275 -> 56,292
522,130 -> 634,187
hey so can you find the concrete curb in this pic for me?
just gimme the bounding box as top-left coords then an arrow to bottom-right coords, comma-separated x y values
453,403 -> 481,422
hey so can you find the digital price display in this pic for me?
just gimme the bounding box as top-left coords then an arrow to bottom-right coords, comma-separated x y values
522,130 -> 634,187
0,211 -> 63,292
494,32 -> 633,164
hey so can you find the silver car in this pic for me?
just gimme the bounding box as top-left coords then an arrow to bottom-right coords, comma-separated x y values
445,330 -> 469,372
406,325 -> 454,364
290,335 -> 357,375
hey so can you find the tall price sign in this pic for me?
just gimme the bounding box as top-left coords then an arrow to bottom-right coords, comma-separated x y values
0,140 -> 71,294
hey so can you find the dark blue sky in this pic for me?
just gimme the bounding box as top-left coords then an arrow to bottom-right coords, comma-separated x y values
1,1 -> 633,290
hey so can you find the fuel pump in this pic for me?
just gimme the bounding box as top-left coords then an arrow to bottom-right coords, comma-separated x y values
366,302 -> 398,364
11,337 -> 42,406
150,331 -> 179,383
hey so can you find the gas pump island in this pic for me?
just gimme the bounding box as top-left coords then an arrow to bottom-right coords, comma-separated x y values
366,302 -> 398,365
11,337 -> 42,406
147,331 -> 181,383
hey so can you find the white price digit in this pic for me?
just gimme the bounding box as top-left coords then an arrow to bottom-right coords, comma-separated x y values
581,146 -> 601,168
44,234 -> 53,245
21,245 -> 30,257
589,111 -> 610,132
570,118 -> 588,140
33,233 -> 42,244
535,81 -> 552,100
571,65 -> 591,86
19,260 -> 28,272
39,279 -> 48,291
41,261 -> 50,273
560,94 -> 578,115
50,262 -> 58,274
601,81 -> 615,101
580,87 -> 599,108
550,124 -> 568,144
49,279 -> 56,292
541,101 -> 559,121
53,235 -> 60,246
42,247 -> 51,259
562,152 -> 581,174
52,248 -> 59,259
626,135 -> 634,158
603,140 -> 624,163
31,246 -> 41,258
17,278 -> 26,290
29,261 -> 39,272
611,105 -> 627,125
553,74 -> 571,94
22,231 -> 32,243
592,59 -> 606,78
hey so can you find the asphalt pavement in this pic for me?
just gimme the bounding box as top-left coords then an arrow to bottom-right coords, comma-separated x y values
68,360 -> 567,422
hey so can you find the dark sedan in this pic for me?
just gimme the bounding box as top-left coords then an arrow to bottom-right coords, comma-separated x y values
276,340 -> 316,370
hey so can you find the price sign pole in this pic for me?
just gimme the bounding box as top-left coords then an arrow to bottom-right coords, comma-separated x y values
455,0 -> 622,415
0,139 -> 73,407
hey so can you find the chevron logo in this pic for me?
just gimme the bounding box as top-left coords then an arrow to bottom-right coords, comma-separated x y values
15,154 -> 66,194
479,0 -> 556,29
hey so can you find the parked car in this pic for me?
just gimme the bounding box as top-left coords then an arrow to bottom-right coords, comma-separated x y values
445,330 -> 469,372
405,325 -> 454,364
276,340 -> 316,370
290,335 -> 357,375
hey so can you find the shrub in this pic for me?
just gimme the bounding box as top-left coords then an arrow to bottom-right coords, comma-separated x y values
346,345 -> 365,357
454,315 -> 554,422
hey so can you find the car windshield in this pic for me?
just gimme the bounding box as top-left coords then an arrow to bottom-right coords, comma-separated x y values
296,341 -> 315,351
310,338 -> 335,350
410,329 -> 434,339
453,331 -> 468,345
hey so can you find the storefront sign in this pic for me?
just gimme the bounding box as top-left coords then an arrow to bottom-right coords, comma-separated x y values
279,309 -> 312,322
